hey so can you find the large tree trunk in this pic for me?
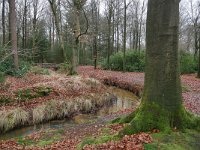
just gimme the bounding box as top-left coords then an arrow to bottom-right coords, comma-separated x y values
8,0 -> 19,70
141,0 -> 182,127
116,0 -> 199,134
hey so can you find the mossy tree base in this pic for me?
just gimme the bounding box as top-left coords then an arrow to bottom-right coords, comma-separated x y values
113,103 -> 200,136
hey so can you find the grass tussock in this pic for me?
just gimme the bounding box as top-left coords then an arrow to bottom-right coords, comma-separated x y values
33,105 -> 46,124
0,108 -> 29,132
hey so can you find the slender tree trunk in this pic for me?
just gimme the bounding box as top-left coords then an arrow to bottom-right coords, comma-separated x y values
8,0 -> 19,70
48,0 -> 66,60
194,20 -> 198,60
92,0 -> 99,69
22,0 -> 27,49
116,22 -> 119,52
198,30 -> 200,78
123,0 -> 127,72
2,0 -> 6,46
138,0 -> 145,52
8,12 -> 11,45
107,1 -> 113,68
32,0 -> 38,61
52,17 -> 55,49
112,9 -> 115,54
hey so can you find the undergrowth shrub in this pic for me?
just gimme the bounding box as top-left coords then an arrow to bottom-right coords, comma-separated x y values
30,66 -> 50,75
101,51 -> 145,72
0,58 -> 31,77
101,51 -> 198,74
180,52 -> 198,74
58,62 -> 71,74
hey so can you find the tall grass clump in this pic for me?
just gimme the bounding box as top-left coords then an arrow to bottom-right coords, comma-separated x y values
33,104 -> 46,124
33,100 -> 58,124
0,108 -> 29,132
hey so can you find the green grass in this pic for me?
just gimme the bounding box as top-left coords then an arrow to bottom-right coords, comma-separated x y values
145,130 -> 200,150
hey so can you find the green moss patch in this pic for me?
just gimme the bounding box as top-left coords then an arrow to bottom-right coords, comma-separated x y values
145,130 -> 200,150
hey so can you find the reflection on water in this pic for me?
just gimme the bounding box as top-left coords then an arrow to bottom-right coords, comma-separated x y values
0,87 -> 139,140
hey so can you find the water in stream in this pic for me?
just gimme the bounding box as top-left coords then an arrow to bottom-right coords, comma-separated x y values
0,87 -> 139,140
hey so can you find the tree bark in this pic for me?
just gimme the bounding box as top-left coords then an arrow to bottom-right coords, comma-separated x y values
8,0 -> 19,70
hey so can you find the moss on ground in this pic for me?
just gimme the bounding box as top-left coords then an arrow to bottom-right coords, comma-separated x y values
145,130 -> 200,150
17,129 -> 63,147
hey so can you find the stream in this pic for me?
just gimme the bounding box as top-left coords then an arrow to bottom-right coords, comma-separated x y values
0,87 -> 139,140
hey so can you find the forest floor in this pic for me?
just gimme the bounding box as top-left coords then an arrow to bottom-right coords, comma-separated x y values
0,66 -> 199,150
78,66 -> 200,115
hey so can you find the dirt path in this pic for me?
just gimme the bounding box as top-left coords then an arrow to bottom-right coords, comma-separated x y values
78,66 -> 200,115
